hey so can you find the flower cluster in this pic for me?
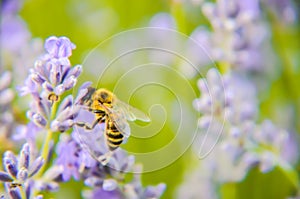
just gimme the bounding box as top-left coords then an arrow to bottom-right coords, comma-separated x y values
191,0 -> 268,72
178,68 -> 298,198
0,143 -> 44,198
17,36 -> 82,143
0,143 -> 64,198
197,68 -> 296,172
0,36 -> 166,198
60,130 -> 166,199
49,84 -> 166,198
176,1 -> 298,198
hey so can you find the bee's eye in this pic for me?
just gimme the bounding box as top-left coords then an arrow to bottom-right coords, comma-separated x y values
100,92 -> 108,100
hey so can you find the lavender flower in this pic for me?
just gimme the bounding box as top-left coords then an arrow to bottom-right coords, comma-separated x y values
179,68 -> 298,199
191,0 -> 269,72
0,143 -> 44,198
72,107 -> 110,162
83,187 -> 122,199
0,36 -> 83,197
55,134 -> 96,182
19,36 -> 81,98
17,36 -> 82,138
1,25 -> 167,198
50,95 -> 79,132
33,165 -> 63,192
193,68 -> 257,129
53,123 -> 166,198
81,154 -> 166,199
55,90 -> 167,198
122,165 -> 166,199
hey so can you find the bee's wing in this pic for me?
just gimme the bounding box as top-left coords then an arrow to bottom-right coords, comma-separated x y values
114,100 -> 151,122
108,109 -> 131,138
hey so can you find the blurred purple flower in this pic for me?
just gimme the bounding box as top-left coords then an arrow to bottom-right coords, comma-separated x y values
1,0 -> 23,15
193,68 -> 257,129
193,0 -> 269,72
1,0 -> 43,85
1,0 -> 30,53
0,71 -> 15,140
261,0 -> 297,23
183,68 -> 299,199
149,13 -> 176,29
12,122 -> 41,149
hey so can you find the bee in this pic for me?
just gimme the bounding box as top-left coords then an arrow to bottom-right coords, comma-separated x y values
75,87 -> 150,164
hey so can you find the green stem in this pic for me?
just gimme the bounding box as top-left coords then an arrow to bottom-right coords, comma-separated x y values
35,101 -> 58,178
218,61 -> 231,74
270,19 -> 300,188
269,15 -> 300,132
20,185 -> 26,199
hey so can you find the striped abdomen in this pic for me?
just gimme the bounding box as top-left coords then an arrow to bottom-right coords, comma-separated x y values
106,120 -> 124,151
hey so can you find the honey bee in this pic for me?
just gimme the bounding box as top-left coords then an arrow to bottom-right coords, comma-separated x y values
75,87 -> 150,164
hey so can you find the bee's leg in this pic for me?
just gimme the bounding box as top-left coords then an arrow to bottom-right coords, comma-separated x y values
92,110 -> 104,114
75,117 -> 102,130
97,151 -> 113,166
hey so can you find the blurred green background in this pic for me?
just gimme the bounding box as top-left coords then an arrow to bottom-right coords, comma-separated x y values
17,0 -> 300,198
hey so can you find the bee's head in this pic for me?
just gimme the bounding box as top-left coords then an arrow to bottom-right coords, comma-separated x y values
94,88 -> 114,106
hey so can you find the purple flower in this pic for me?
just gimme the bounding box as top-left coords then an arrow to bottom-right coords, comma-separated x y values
0,0 -> 30,53
122,165 -> 166,199
0,143 -> 44,197
149,13 -> 176,29
12,122 -> 42,145
0,0 -> 42,84
72,109 -> 110,158
184,68 -> 299,199
143,183 -> 167,199
55,132 -> 98,182
194,0 -> 269,72
44,36 -> 76,59
19,36 -> 82,98
33,165 -> 63,192
16,36 -> 82,144
1,0 -> 23,15
253,120 -> 297,172
83,187 -> 122,199
193,68 -> 257,128
50,95 -> 79,132
55,135 -> 81,181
